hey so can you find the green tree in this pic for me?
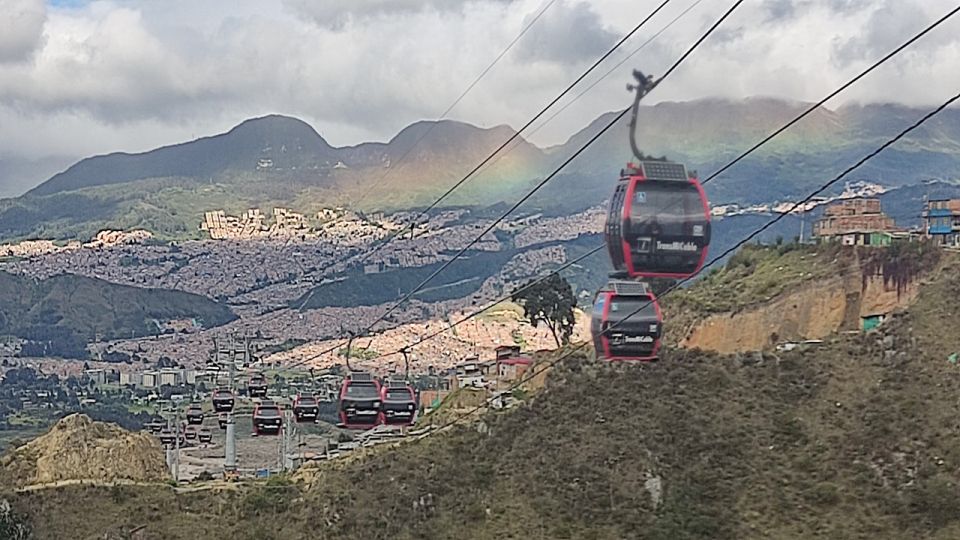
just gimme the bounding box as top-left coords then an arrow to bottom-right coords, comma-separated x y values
511,274 -> 576,347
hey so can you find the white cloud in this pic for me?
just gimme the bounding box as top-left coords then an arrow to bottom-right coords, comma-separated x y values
513,0 -> 618,63
0,0 -> 957,167
0,0 -> 46,62
284,0 -> 514,30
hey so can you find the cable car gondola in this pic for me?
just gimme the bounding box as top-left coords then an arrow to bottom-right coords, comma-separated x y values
252,400 -> 282,436
217,412 -> 228,430
145,420 -> 164,434
591,280 -> 662,361
211,388 -> 234,413
198,427 -> 213,444
292,393 -> 319,423
338,371 -> 382,429
606,160 -> 710,279
158,427 -> 175,446
380,378 -> 417,427
605,70 -> 711,280
248,373 -> 268,399
186,402 -> 204,425
184,425 -> 197,441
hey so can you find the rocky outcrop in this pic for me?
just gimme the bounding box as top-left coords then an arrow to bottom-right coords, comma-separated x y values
0,414 -> 167,488
680,268 -> 921,354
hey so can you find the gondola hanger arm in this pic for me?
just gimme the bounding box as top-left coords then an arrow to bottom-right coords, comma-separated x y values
626,69 -> 661,163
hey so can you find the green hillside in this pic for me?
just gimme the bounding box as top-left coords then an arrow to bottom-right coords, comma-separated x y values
5,251 -> 960,538
4,99 -> 960,241
0,272 -> 236,358
293,248 -> 520,310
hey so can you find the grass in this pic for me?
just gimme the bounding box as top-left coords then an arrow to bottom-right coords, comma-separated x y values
336,347 -> 379,361
661,242 -> 942,346
667,243 -> 844,315
475,300 -> 524,322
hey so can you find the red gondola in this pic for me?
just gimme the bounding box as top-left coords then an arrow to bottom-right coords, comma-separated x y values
211,388 -> 234,413
591,280 -> 662,361
379,379 -> 417,427
293,393 -> 319,423
252,400 -> 282,436
186,402 -> 204,425
605,70 -> 711,280
605,160 -> 710,279
247,373 -> 268,399
158,426 -> 175,446
338,371 -> 382,429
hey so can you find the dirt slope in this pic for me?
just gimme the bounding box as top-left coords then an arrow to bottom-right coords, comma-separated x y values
681,269 -> 920,352
0,414 -> 167,488
666,243 -> 938,352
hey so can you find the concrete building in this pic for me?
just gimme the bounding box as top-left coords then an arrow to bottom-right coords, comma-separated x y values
84,369 -> 106,385
119,372 -> 143,386
453,356 -> 489,389
158,368 -> 182,386
813,197 -> 897,245
924,199 -> 960,246
142,371 -> 159,388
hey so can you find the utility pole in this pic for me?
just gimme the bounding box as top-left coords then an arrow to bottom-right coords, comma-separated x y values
224,359 -> 237,476
799,208 -> 806,244
173,407 -> 180,483
281,409 -> 295,472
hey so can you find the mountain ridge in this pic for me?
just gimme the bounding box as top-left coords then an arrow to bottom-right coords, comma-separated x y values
27,114 -> 336,197
4,97 -> 960,241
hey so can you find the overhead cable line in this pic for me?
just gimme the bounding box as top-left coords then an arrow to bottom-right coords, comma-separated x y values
375,244 -> 606,362
527,0 -> 708,144
359,0 -> 743,334
699,4 -> 960,186
350,0 -> 561,209
290,1 -> 954,370
465,0 -> 708,188
272,0 -> 959,315
284,0 -> 743,369
425,88 -> 960,435
350,0 -> 675,266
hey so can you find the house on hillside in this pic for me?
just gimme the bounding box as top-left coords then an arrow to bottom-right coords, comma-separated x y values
453,356 -> 491,389
812,197 -> 900,245
923,199 -> 960,247
494,345 -> 533,383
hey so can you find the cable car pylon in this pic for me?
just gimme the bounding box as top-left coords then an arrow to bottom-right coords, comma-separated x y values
593,69 -> 711,361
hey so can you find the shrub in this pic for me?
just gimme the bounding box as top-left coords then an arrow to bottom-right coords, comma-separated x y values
0,499 -> 31,540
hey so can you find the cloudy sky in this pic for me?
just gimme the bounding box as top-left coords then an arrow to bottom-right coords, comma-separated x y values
0,0 -> 958,165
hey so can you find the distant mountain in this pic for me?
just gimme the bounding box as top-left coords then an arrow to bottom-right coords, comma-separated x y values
0,272 -> 236,358
3,99 -> 960,241
0,155 -> 76,198
28,115 -> 337,197
540,99 -> 960,210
